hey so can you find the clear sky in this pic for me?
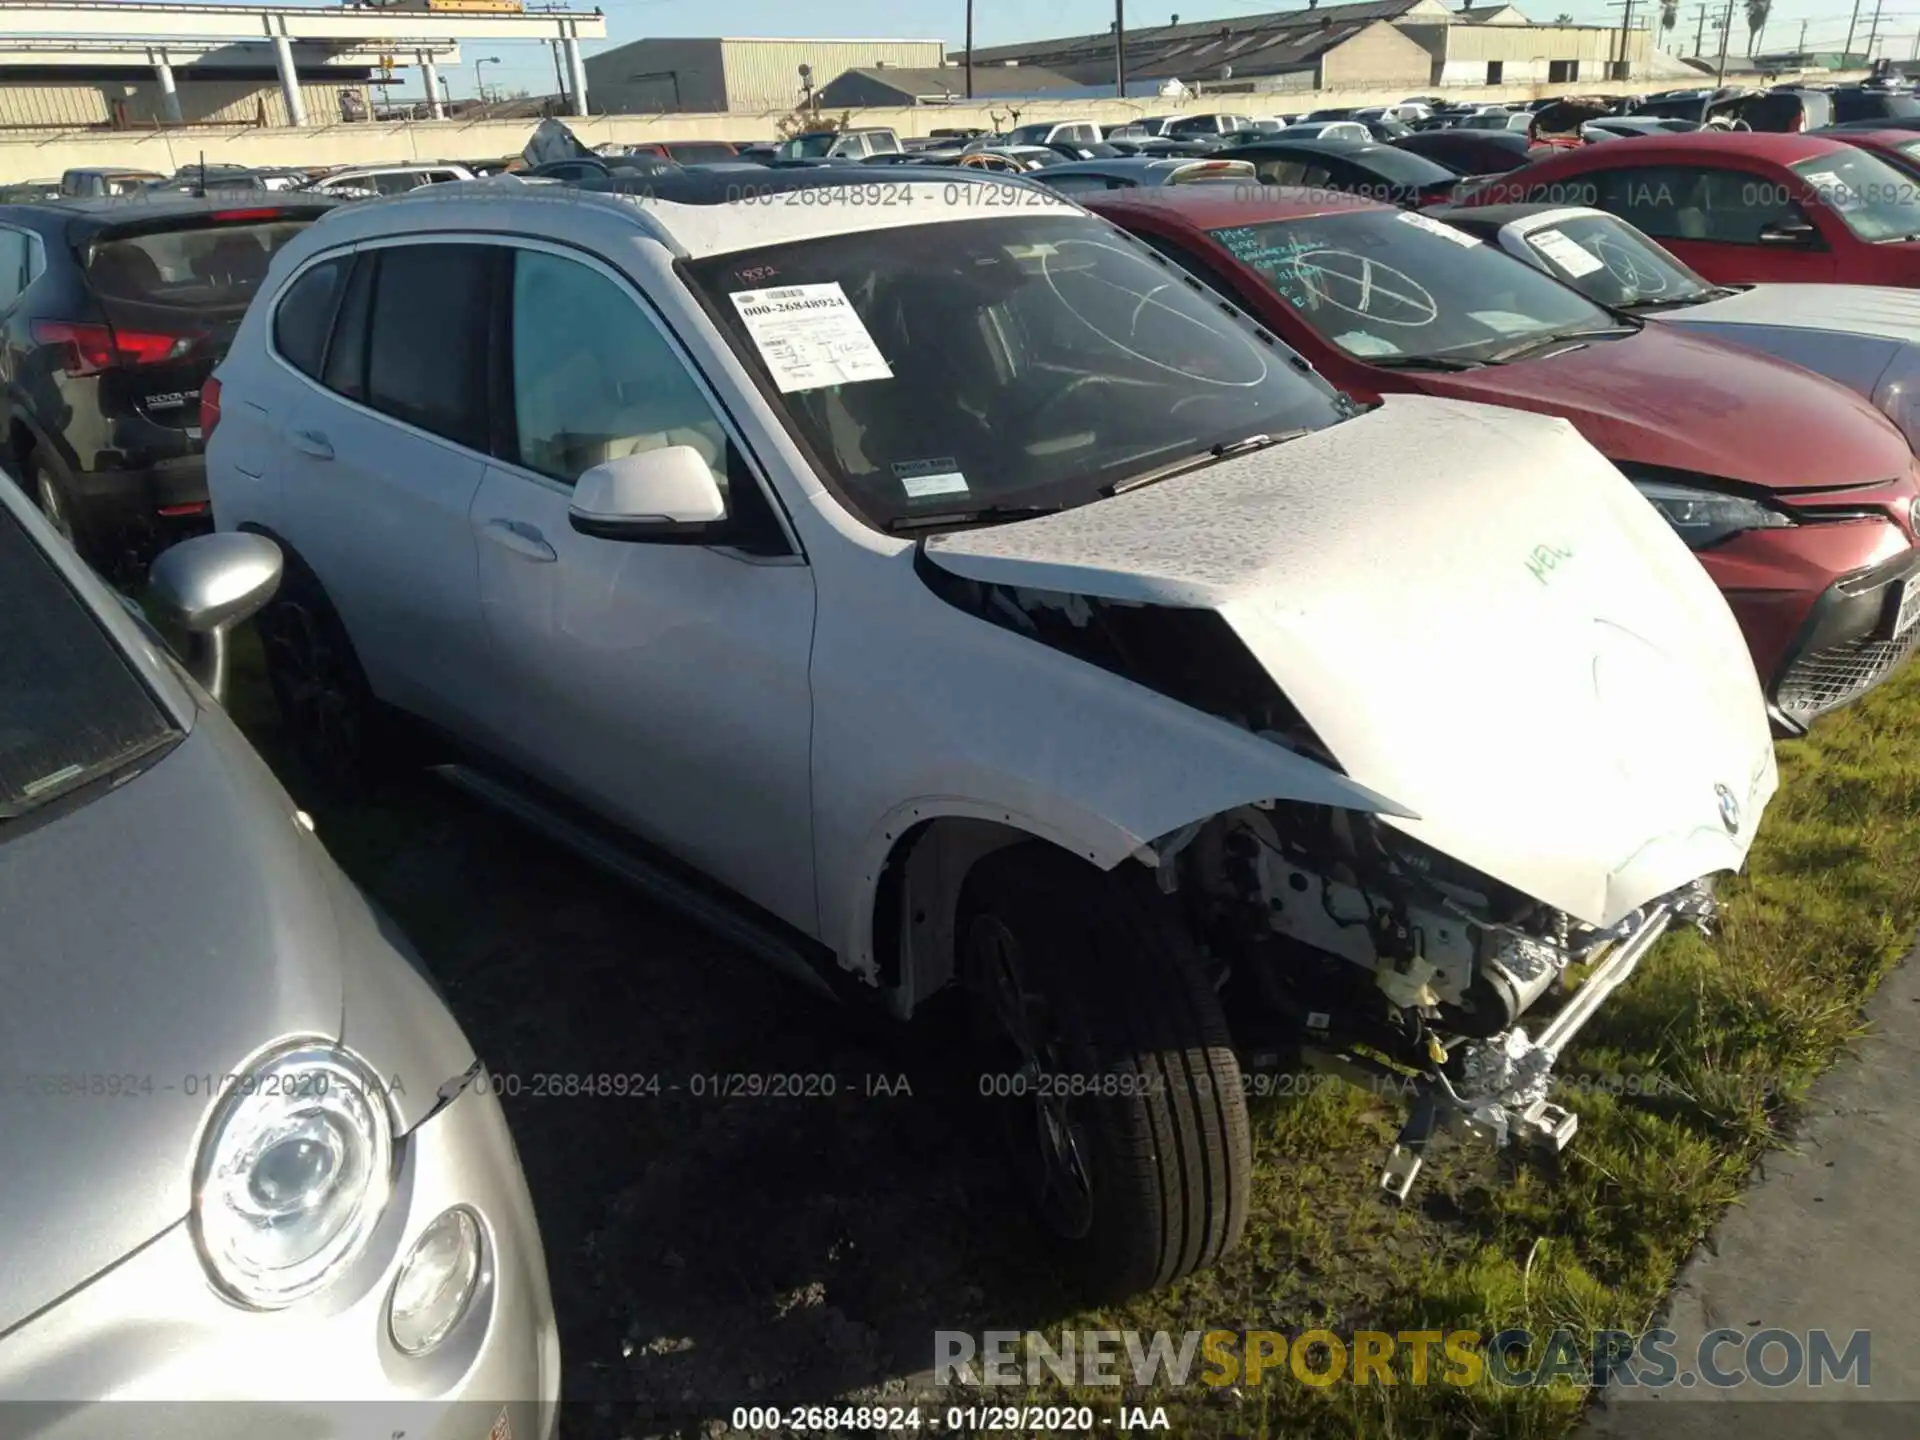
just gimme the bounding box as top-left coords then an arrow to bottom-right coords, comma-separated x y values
262,0 -> 1920,99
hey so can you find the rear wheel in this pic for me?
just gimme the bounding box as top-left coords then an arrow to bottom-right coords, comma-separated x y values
959,845 -> 1251,1299
256,560 -> 399,800
25,449 -> 99,567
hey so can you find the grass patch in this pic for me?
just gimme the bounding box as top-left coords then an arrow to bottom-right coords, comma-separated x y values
1038,664 -> 1920,1437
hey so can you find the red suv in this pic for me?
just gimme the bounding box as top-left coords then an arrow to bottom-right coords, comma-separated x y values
1083,185 -> 1920,731
1461,132 -> 1920,286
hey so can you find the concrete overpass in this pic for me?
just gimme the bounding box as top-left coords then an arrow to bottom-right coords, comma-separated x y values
0,2 -> 606,123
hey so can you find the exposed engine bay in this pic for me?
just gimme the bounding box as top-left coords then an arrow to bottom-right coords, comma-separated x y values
1142,801 -> 1714,1197
919,563 -> 1723,1195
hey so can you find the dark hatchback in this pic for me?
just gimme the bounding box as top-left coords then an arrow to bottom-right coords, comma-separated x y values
1218,136 -> 1465,207
0,192 -> 337,572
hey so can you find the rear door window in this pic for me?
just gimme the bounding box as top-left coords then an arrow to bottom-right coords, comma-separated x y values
0,227 -> 29,310
273,255 -> 350,380
363,242 -> 492,450
322,250 -> 375,402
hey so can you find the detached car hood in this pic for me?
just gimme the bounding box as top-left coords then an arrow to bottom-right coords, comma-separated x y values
1672,282 -> 1920,343
925,393 -> 1778,929
0,722 -> 342,1336
1411,322 -> 1912,490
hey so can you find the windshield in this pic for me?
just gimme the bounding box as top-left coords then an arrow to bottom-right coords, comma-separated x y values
1789,151 -> 1920,241
0,505 -> 176,822
1207,209 -> 1614,363
1517,214 -> 1715,307
777,134 -> 838,159
685,213 -> 1348,530
1009,124 -> 1065,144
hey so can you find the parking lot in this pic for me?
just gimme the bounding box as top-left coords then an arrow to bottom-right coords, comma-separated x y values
211,623 -> 1920,1438
10,111 -> 1920,1440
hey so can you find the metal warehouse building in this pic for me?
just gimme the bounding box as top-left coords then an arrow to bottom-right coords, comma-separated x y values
952,0 -> 1661,93
583,36 -> 947,115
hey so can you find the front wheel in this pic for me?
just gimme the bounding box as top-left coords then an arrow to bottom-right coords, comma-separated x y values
959,845 -> 1251,1299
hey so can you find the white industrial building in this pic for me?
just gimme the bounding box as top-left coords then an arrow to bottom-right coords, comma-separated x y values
584,36 -> 947,115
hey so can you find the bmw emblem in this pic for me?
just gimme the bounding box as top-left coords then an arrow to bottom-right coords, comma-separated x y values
1715,784 -> 1741,835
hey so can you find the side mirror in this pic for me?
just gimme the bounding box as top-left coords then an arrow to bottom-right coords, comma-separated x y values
147,530 -> 282,705
569,446 -> 727,543
1757,218 -> 1817,246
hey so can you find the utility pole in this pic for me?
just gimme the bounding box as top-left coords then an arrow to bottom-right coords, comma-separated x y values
964,0 -> 974,99
1693,1 -> 1709,57
1714,0 -> 1733,81
1844,0 -> 1863,63
1866,0 -> 1886,60
1614,0 -> 1636,80
1798,17 -> 1807,60
1115,0 -> 1127,98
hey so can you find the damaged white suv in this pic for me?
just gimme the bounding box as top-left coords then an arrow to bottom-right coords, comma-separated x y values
206,170 -> 1778,1297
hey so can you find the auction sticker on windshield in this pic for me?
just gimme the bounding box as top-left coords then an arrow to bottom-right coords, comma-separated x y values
730,282 -> 894,393
1397,211 -> 1480,247
1529,227 -> 1605,278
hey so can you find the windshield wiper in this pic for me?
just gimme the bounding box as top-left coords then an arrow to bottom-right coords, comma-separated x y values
1485,325 -> 1638,364
1364,354 -> 1489,371
1623,293 -> 1713,311
1102,428 -> 1312,497
886,503 -> 1066,533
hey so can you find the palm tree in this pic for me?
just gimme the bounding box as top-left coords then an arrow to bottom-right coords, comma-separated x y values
1660,0 -> 1678,39
1554,10 -> 1573,20
1745,0 -> 1770,56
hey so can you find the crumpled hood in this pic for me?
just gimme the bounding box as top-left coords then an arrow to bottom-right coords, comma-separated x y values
1674,283 -> 1920,344
925,393 -> 1778,928
0,722 -> 342,1337
1411,321 -> 1912,490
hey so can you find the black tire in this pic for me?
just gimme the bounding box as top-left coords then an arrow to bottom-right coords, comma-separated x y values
254,556 -> 399,800
25,448 -> 100,568
958,843 -> 1252,1299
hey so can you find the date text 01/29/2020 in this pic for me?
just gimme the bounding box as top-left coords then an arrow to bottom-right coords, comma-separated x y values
730,1405 -> 1173,1433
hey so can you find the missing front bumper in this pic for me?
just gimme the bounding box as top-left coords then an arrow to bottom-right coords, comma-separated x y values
1292,893 -> 1693,1202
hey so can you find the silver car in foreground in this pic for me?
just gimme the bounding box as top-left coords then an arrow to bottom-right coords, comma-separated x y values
0,480 -> 557,1437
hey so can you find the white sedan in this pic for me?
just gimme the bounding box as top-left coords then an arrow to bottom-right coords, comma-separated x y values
1438,202 -> 1920,449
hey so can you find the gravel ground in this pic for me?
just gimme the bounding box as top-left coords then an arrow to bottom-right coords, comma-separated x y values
305,770 -> 1082,1438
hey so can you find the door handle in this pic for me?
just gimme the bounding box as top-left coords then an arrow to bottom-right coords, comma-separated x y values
288,428 -> 333,461
482,516 -> 557,562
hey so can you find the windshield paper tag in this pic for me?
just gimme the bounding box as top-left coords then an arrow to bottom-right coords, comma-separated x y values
1397,210 -> 1481,247
730,282 -> 894,393
901,471 -> 970,498
1529,227 -> 1605,278
1799,169 -> 1859,210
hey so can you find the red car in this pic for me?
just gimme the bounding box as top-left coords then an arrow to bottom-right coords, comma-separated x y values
1458,132 -> 1920,286
1082,185 -> 1920,731
1826,125 -> 1920,181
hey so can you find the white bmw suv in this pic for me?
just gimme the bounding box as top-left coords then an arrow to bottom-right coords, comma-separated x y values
206,170 -> 1777,1297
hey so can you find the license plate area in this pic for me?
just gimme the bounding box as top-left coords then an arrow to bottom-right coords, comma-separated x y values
1882,575 -> 1920,642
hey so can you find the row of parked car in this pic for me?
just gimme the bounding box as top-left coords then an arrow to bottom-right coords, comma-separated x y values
5,103 -> 1920,1423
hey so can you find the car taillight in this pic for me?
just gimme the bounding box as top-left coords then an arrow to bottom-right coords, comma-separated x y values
32,320 -> 196,376
200,374 -> 222,443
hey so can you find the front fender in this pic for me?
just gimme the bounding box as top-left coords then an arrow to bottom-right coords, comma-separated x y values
809,545 -> 1416,996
